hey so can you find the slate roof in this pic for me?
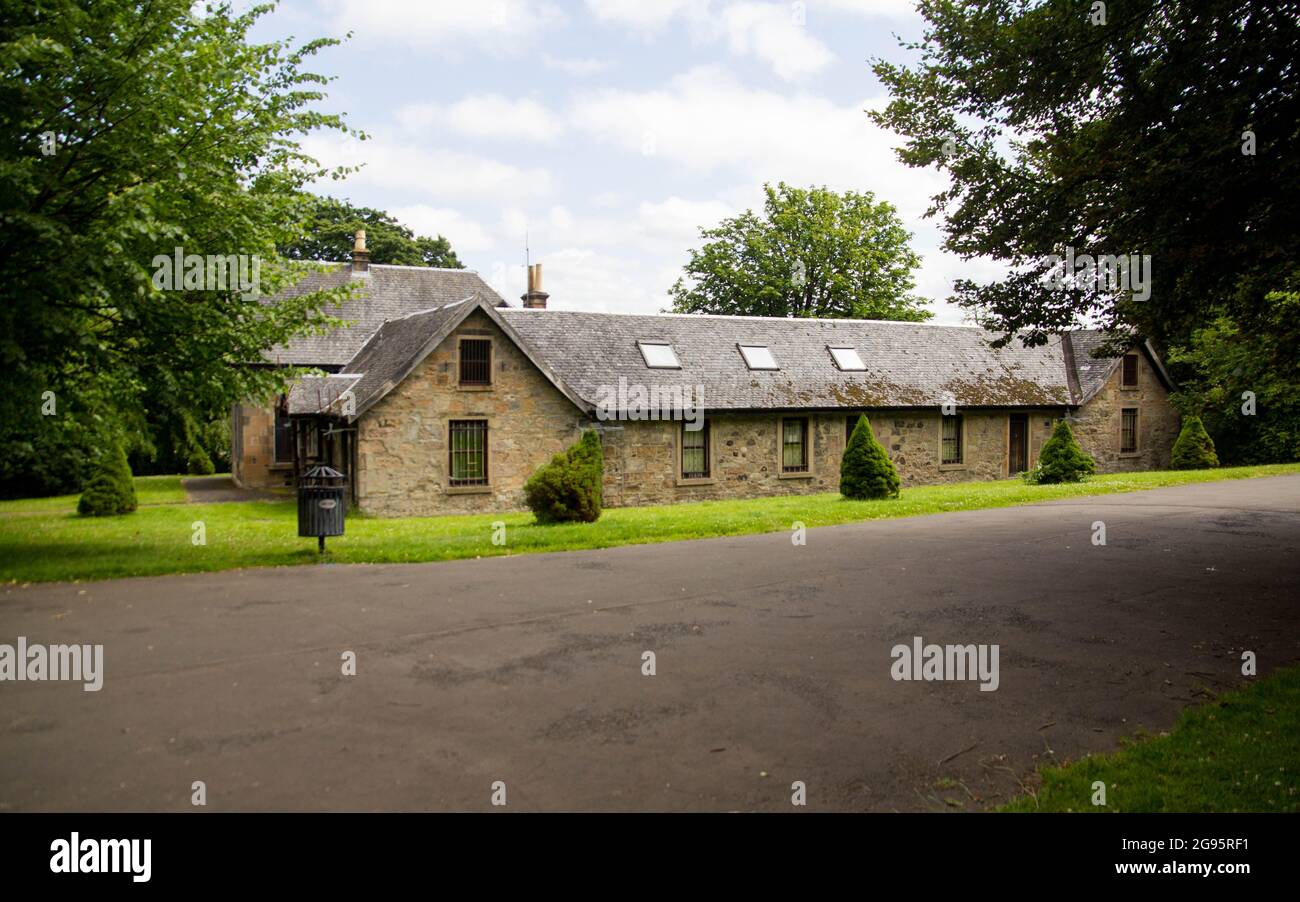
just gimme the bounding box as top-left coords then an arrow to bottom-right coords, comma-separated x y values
288,297 -> 1169,420
264,264 -> 506,367
499,308 -> 1076,410
327,302 -> 477,416
285,374 -> 362,416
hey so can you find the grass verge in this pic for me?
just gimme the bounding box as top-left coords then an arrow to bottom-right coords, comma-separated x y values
1,463 -> 1297,583
1003,664 -> 1300,812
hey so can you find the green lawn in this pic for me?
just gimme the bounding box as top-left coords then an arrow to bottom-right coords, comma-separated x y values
1,463 -> 1298,584
1003,664 -> 1300,812
0,474 -> 190,514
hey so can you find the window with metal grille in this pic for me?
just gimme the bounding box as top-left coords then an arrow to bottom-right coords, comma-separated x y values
1121,353 -> 1138,388
273,401 -> 294,463
942,414 -> 963,464
782,417 -> 808,472
459,339 -> 491,386
846,414 -> 864,444
1121,408 -> 1138,453
449,420 -> 489,486
681,420 -> 710,479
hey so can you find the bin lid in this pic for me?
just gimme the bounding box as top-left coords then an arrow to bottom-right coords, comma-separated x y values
302,465 -> 344,479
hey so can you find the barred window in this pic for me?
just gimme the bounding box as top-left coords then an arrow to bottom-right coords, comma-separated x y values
273,401 -> 294,463
1121,408 -> 1138,453
782,417 -> 809,472
942,415 -> 963,465
681,420 -> 710,479
449,420 -> 489,486
1121,353 -> 1138,388
459,339 -> 491,386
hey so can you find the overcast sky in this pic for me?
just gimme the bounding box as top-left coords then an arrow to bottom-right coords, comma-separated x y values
258,0 -> 1003,323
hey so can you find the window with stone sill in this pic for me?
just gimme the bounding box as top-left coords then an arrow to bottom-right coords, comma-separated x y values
781,417 -> 809,472
1121,408 -> 1138,453
449,420 -> 489,486
459,339 -> 492,386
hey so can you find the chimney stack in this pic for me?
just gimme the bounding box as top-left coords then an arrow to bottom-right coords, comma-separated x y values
351,229 -> 370,274
521,262 -> 549,309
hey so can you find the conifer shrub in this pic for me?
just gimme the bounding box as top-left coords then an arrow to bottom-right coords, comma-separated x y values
524,429 -> 604,523
1170,415 -> 1219,469
77,441 -> 138,516
1025,419 -> 1095,484
840,415 -> 901,499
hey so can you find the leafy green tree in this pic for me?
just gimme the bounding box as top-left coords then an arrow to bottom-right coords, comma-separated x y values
1170,416 -> 1220,470
870,1 -> 1300,350
1165,283 -> 1300,464
1,0 -> 356,492
77,440 -> 137,516
524,430 -> 604,523
1027,420 -> 1095,484
281,196 -> 463,268
670,183 -> 930,321
840,415 -> 901,499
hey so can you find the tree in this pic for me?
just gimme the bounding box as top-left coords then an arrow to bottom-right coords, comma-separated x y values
280,196 -> 464,268
1,1 -> 356,492
1170,416 -> 1220,470
1165,282 -> 1300,464
77,441 -> 137,516
670,183 -> 930,321
1028,420 -> 1095,484
524,430 -> 604,523
870,1 -> 1300,351
840,416 -> 901,499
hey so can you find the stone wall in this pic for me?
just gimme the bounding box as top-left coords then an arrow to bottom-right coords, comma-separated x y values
231,399 -> 293,489
1072,352 -> 1179,472
600,408 -> 1061,507
354,309 -> 586,517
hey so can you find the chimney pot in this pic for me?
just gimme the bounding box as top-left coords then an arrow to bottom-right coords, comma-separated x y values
521,262 -> 549,309
351,229 -> 370,273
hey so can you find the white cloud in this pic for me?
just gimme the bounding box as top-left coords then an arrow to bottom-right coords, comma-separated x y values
716,2 -> 834,80
812,0 -> 918,19
302,132 -> 554,205
586,0 -> 834,79
584,0 -> 699,31
570,66 -> 943,222
541,53 -> 613,76
396,95 -> 562,143
326,0 -> 563,50
389,205 -> 497,254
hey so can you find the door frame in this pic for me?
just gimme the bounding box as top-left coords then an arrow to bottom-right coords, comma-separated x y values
1007,413 -> 1030,476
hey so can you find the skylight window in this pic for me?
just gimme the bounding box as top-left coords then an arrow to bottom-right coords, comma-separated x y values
829,346 -> 866,371
638,341 -> 680,369
738,344 -> 779,370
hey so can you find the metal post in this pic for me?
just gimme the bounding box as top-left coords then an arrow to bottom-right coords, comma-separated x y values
318,535 -> 325,554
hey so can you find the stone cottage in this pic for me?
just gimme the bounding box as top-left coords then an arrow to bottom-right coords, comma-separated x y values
234,236 -> 1180,517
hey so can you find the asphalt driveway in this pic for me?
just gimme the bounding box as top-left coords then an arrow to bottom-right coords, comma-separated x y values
2,475 -> 1298,811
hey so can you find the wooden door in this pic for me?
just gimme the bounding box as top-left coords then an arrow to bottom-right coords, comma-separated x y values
1008,414 -> 1029,475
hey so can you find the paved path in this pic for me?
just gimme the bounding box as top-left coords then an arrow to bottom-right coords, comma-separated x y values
181,476 -> 287,503
2,476 -> 1298,811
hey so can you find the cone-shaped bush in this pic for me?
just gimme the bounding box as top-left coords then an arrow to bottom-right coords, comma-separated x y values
524,429 -> 604,523
186,445 -> 216,475
77,441 -> 138,516
1032,419 -> 1096,484
840,415 -> 900,499
1170,415 -> 1219,469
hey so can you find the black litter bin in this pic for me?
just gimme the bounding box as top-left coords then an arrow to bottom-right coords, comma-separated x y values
298,465 -> 347,552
